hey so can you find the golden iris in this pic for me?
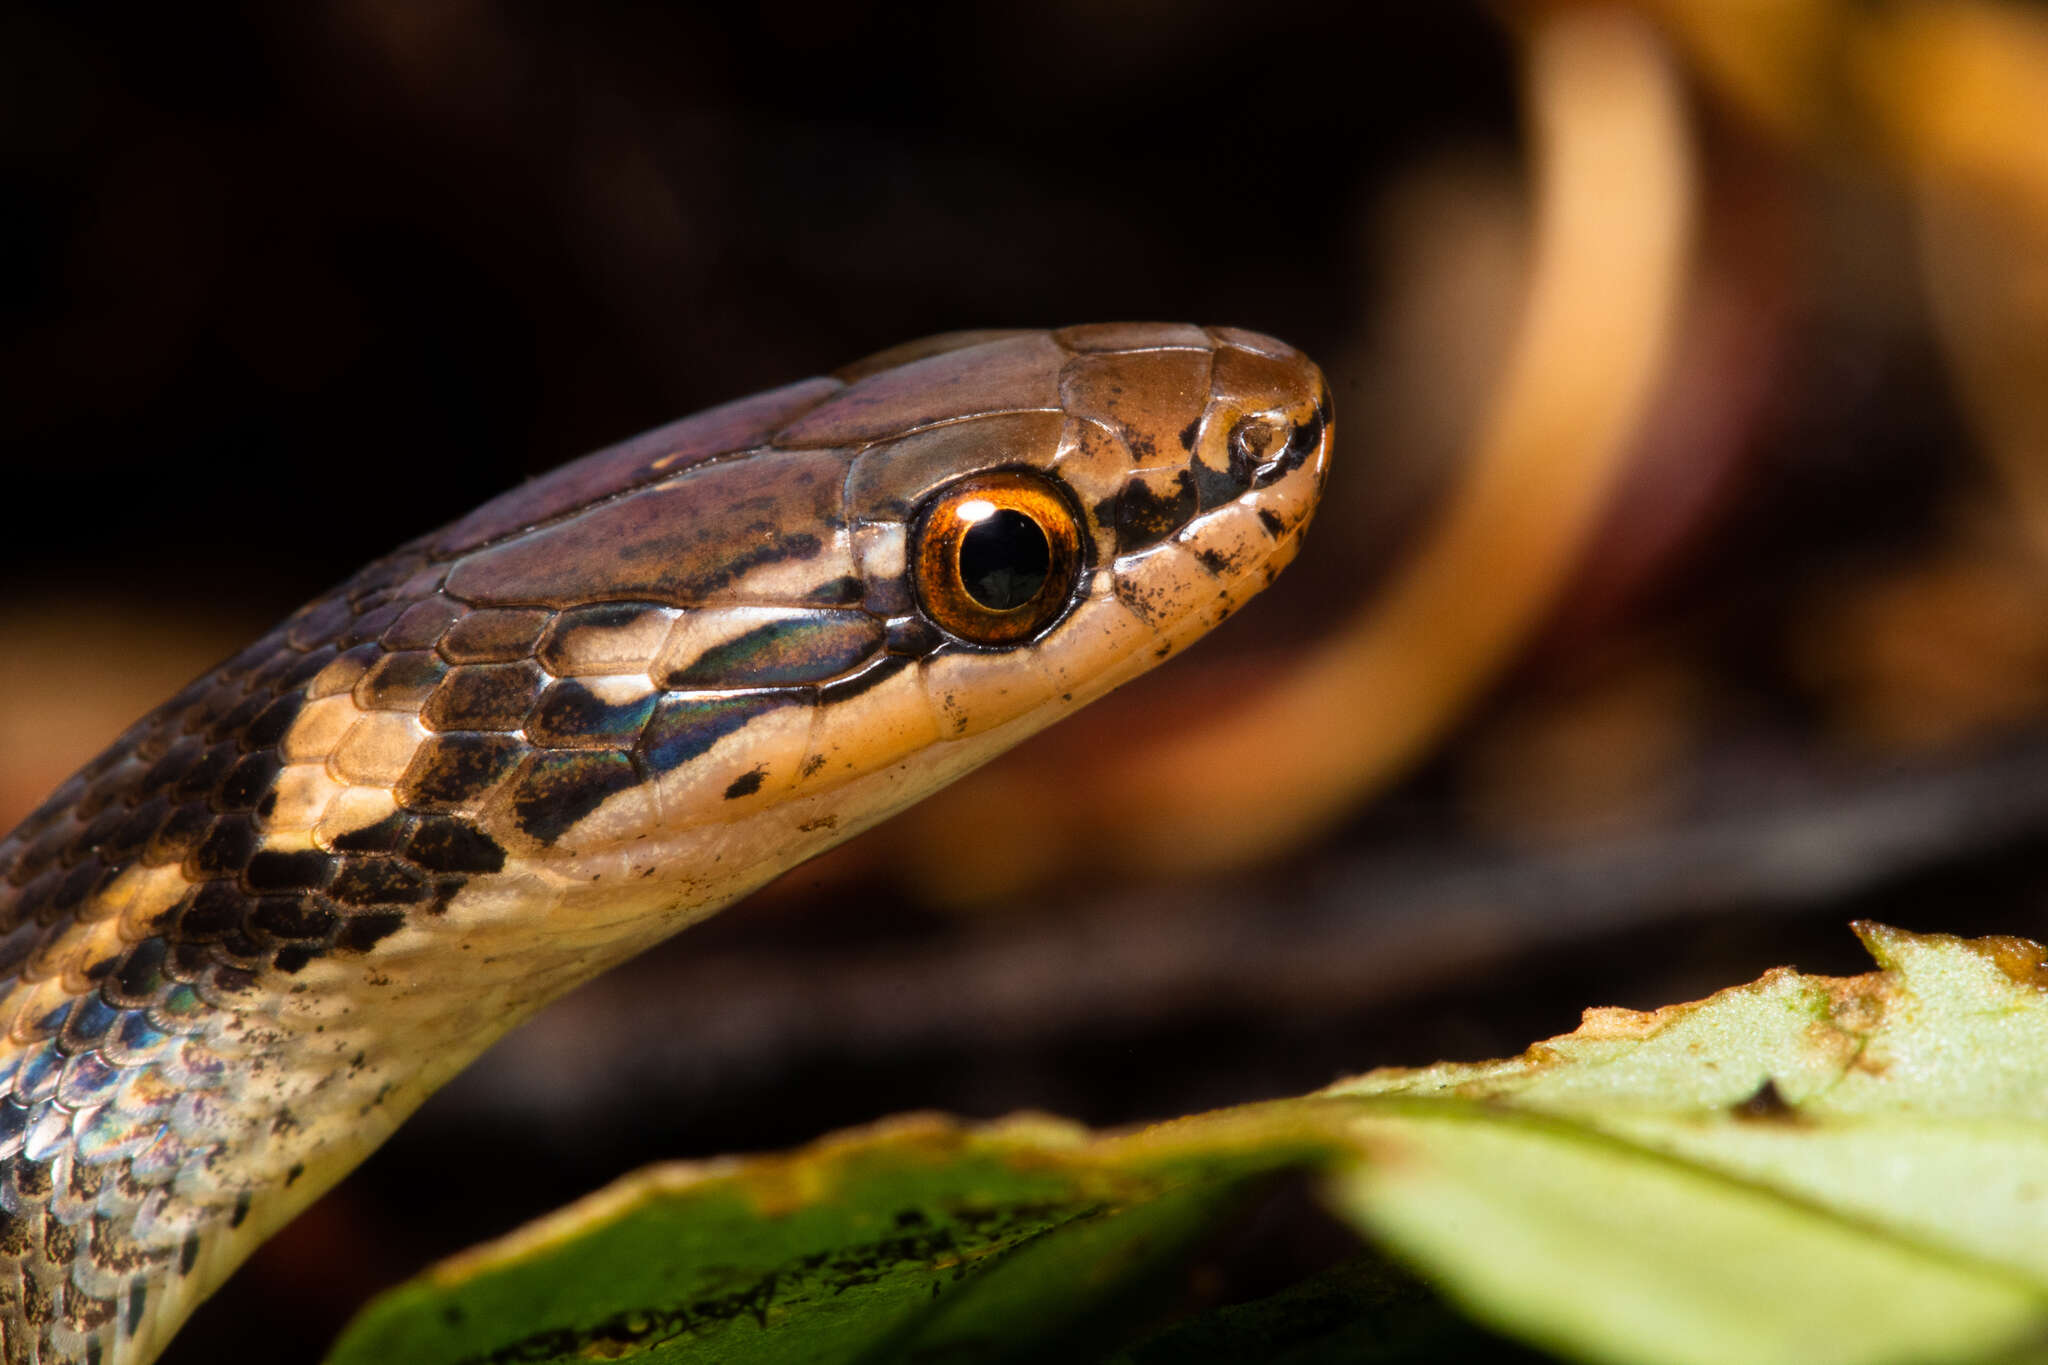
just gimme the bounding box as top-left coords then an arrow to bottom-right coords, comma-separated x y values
911,471 -> 1084,646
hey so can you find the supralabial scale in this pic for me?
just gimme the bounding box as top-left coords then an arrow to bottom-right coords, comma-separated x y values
0,324 -> 1331,1363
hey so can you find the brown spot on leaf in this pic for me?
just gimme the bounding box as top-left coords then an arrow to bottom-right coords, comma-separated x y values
1974,934 -> 2048,989
1730,1078 -> 1801,1122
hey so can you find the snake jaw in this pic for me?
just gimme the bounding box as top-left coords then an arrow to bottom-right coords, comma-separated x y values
0,325 -> 1328,1365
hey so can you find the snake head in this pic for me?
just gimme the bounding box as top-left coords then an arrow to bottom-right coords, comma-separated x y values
381,324 -> 1334,927
36,325 -> 1330,977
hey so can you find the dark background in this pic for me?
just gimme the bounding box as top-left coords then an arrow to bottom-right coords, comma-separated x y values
6,4 -> 2042,1361
2,3 -> 1509,609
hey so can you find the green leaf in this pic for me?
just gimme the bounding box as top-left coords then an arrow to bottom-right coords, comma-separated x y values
324,1113 -> 1329,1365
1322,923 -> 2048,1365
326,926 -> 2048,1365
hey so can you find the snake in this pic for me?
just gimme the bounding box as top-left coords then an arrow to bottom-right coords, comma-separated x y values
0,323 -> 1330,1364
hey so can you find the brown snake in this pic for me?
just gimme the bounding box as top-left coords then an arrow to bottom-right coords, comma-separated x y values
0,324 -> 1331,1363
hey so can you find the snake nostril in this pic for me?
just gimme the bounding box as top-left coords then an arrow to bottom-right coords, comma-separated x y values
1228,415 -> 1292,484
1230,416 -> 1289,462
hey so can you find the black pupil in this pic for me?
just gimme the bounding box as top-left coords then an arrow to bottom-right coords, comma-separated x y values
958,508 -> 1050,610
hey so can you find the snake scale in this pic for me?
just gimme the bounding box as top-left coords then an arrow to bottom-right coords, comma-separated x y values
0,323 -> 1331,1363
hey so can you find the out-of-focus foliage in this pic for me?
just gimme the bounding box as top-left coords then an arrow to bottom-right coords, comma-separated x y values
326,925 -> 2048,1365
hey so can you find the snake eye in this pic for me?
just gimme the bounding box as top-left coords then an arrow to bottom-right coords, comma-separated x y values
912,471 -> 1084,647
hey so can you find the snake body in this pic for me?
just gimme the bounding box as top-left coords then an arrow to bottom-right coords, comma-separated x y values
0,324 -> 1330,1363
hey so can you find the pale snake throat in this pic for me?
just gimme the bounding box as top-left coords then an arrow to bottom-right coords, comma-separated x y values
0,324 -> 1332,1364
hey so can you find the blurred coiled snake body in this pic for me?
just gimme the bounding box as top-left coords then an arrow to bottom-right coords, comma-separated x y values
0,325 -> 1331,1363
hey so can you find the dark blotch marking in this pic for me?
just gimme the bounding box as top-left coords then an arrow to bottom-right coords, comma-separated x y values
251,896 -> 338,942
190,815 -> 259,878
328,812 -> 412,855
1177,416 -> 1201,451
338,911 -> 407,953
217,752 -> 283,811
643,693 -> 799,773
330,857 -> 429,907
1114,470 -> 1198,552
212,965 -> 258,994
805,575 -> 864,606
425,661 -> 546,732
399,732 -> 526,808
1195,547 -> 1232,576
219,931 -> 263,965
230,1193 -> 252,1228
179,1236 -> 199,1276
723,768 -> 766,801
426,876 -> 466,915
527,682 -> 659,749
1256,508 -> 1286,538
244,849 -> 333,893
509,751 -> 638,844
112,938 -> 169,1003
405,817 -> 505,874
286,1163 -> 305,1186
1189,453 -> 1248,512
354,651 -> 449,712
126,1283 -> 146,1337
12,1160 -> 49,1200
